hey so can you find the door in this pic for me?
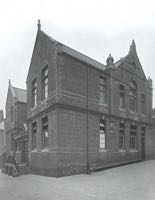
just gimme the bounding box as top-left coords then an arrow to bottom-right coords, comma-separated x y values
21,137 -> 28,163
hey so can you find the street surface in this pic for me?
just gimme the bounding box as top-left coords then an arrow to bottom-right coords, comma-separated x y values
0,160 -> 155,200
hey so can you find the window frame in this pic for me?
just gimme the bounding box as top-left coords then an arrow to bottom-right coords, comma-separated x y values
130,125 -> 137,150
32,78 -> 37,108
119,122 -> 125,150
99,118 -> 106,149
119,84 -> 125,109
41,65 -> 48,101
32,121 -> 37,150
42,116 -> 48,149
141,94 -> 146,114
11,106 -> 13,122
99,77 -> 106,104
129,81 -> 137,112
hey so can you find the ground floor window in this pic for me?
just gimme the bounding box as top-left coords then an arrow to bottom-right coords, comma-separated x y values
99,118 -> 106,149
141,127 -> 145,137
130,125 -> 137,150
15,141 -> 22,151
32,121 -> 37,150
119,121 -> 125,150
42,116 -> 48,148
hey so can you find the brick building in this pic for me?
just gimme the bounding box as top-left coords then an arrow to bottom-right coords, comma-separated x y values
0,110 -> 5,168
27,22 -> 153,177
149,108 -> 155,159
5,81 -> 28,164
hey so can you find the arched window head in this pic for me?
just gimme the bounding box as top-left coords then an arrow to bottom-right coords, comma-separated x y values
130,81 -> 137,96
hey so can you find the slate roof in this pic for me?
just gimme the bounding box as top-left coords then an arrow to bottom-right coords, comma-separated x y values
13,87 -> 27,103
10,84 -> 27,103
41,30 -> 106,71
114,56 -> 127,68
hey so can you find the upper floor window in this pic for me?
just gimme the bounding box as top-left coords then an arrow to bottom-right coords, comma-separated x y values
99,77 -> 106,104
141,127 -> 145,137
32,121 -> 37,150
11,132 -> 14,151
99,118 -> 106,149
42,65 -> 48,100
120,84 -> 125,109
130,125 -> 137,150
129,81 -> 137,112
141,94 -> 146,114
11,106 -> 13,122
42,116 -> 48,149
119,121 -> 125,150
32,78 -> 37,107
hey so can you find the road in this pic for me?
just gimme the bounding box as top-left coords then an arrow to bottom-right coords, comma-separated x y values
0,160 -> 155,200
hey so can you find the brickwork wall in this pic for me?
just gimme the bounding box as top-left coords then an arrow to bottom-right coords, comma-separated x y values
27,30 -> 57,119
26,30 -> 153,177
28,109 -> 58,176
146,119 -> 155,159
5,88 -> 27,161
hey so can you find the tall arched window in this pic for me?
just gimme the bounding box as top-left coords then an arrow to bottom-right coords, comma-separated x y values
129,81 -> 137,112
99,77 -> 106,104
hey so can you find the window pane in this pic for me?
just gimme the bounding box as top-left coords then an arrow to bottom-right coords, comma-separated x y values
99,77 -> 106,104
32,79 -> 37,107
99,118 -> 106,149
42,116 -> 48,148
42,66 -> 48,100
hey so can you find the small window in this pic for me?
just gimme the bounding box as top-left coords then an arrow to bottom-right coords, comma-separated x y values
42,65 -> 48,100
99,118 -> 106,149
141,94 -> 146,114
99,77 -> 106,104
120,85 -> 125,109
32,122 -> 37,150
141,127 -> 145,137
42,116 -> 48,149
119,122 -> 125,150
11,106 -> 13,122
32,79 -> 37,107
11,132 -> 14,151
109,121 -> 115,133
129,81 -> 137,112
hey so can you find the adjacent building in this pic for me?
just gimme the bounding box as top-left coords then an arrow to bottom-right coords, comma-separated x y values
0,110 -> 5,168
149,108 -> 155,158
26,22 -> 153,177
5,81 -> 28,164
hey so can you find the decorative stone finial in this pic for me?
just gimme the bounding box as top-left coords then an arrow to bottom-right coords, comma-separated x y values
148,76 -> 153,87
9,79 -> 11,85
106,54 -> 114,70
106,54 -> 114,65
37,19 -> 41,30
129,39 -> 136,55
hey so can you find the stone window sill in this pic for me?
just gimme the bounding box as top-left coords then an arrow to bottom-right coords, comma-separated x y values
99,102 -> 108,106
99,149 -> 107,152
41,149 -> 49,152
129,149 -> 138,152
119,108 -> 126,111
129,111 -> 138,115
119,149 -> 125,152
31,149 -> 37,152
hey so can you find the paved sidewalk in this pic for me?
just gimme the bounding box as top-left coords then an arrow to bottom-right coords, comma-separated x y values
0,160 -> 155,200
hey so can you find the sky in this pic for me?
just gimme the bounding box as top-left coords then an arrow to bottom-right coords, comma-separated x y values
0,0 -> 155,112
